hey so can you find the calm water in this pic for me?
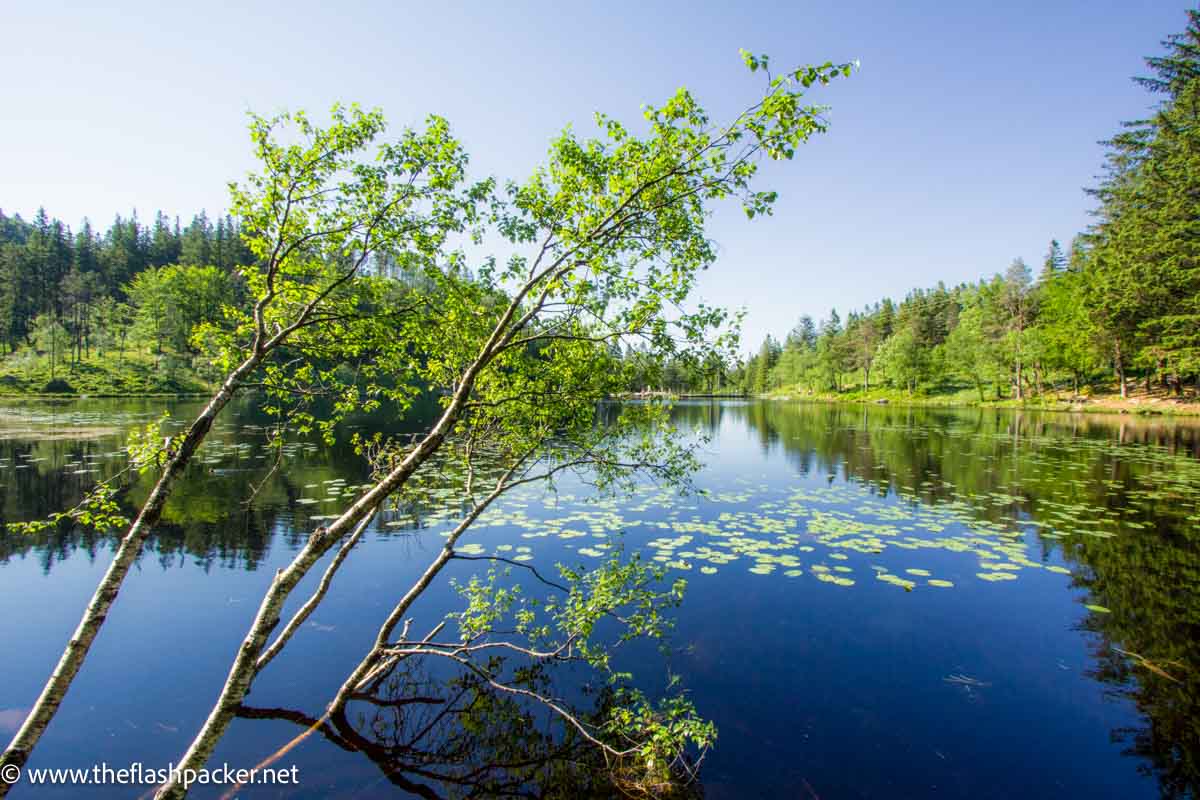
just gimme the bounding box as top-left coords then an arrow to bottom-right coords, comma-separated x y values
1,398 -> 1199,799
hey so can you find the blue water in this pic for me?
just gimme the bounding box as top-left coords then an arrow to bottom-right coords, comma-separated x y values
1,398 -> 1197,798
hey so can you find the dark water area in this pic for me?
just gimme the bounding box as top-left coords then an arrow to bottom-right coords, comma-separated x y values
1,398 -> 1199,798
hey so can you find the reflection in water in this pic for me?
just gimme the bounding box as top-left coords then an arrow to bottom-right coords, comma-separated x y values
1082,532 -> 1200,798
2,398 -> 1199,797
0,397 -> 433,570
688,400 -> 1200,799
236,658 -> 702,799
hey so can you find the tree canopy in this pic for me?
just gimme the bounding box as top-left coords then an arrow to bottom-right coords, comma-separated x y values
1,53 -> 855,799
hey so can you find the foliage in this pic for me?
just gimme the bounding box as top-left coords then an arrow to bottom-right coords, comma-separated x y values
715,10 -> 1200,403
4,481 -> 128,537
82,49 -> 856,800
0,206 -> 253,388
447,550 -> 713,783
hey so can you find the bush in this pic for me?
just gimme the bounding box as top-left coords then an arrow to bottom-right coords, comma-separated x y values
42,377 -> 75,394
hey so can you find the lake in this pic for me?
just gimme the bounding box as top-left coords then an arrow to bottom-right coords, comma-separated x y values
2,398 -> 1198,799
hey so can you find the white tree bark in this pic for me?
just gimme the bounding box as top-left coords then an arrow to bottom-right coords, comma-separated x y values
152,241 -> 568,798
0,351 -> 264,794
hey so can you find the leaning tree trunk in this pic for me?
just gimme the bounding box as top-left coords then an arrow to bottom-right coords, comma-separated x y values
150,277 -> 537,798
0,351 -> 264,793
151,364 -> 480,799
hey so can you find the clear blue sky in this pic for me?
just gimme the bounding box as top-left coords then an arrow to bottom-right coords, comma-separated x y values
1,0 -> 1189,351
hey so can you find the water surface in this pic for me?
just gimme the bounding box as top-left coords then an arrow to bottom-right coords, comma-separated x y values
1,399 -> 1198,798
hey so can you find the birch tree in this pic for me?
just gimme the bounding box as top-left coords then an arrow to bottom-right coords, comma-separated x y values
151,54 -> 852,798
1,52 -> 852,797
0,105 -> 481,791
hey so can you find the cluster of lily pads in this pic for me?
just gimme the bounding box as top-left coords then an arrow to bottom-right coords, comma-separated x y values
375,480 -> 1039,592
358,427 -> 1200,602
8,401 -> 1199,611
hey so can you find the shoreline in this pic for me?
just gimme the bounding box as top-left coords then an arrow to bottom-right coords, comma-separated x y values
763,390 -> 1200,417
0,392 -> 215,400
1,390 -> 1197,417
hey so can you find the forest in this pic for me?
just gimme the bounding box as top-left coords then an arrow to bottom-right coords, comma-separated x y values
2,16 -> 1198,407
643,14 -> 1200,405
0,209 -> 255,393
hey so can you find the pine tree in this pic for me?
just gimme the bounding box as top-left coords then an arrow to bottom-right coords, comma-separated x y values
787,315 -> 817,350
180,212 -> 213,265
1086,9 -> 1200,394
1040,239 -> 1066,281
877,298 -> 895,339
149,211 -> 182,267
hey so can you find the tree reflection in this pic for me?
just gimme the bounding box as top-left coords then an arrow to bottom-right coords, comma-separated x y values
235,657 -> 704,799
718,400 -> 1200,799
5,398 -> 1200,796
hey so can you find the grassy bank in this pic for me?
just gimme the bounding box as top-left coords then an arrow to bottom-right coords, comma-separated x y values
766,385 -> 1200,417
0,351 -> 213,397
